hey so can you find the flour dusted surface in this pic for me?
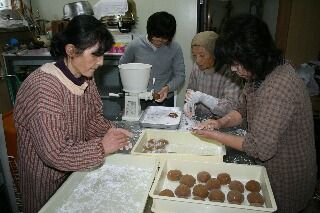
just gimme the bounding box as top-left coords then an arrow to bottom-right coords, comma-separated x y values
57,164 -> 154,213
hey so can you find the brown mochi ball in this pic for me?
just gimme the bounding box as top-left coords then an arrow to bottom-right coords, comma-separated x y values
179,174 -> 196,187
247,192 -> 265,207
159,189 -> 175,197
168,112 -> 178,118
167,169 -> 182,181
217,173 -> 231,185
153,92 -> 161,100
227,190 -> 244,205
228,180 -> 244,193
206,178 -> 221,190
156,139 -> 169,149
245,180 -> 261,192
197,171 -> 211,183
192,184 -> 209,199
208,189 -> 225,202
175,184 -> 191,198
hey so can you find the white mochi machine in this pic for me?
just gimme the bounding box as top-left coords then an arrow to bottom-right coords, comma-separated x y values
118,63 -> 154,121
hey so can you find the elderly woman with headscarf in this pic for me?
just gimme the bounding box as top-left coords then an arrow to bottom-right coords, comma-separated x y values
184,31 -> 242,117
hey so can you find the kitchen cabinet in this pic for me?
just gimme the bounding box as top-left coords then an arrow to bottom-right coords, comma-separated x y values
2,49 -> 124,120
0,114 -> 19,213
0,27 -> 34,113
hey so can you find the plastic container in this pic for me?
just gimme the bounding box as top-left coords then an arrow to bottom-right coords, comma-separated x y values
131,129 -> 226,162
118,63 -> 152,93
39,154 -> 159,213
150,158 -> 277,213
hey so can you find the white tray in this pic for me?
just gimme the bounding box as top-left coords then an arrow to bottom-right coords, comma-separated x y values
131,129 -> 226,162
39,154 -> 159,213
150,159 -> 277,213
139,106 -> 182,129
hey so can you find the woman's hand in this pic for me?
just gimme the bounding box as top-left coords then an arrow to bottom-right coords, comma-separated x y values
185,89 -> 194,102
193,128 -> 245,151
183,102 -> 194,118
184,89 -> 196,117
155,85 -> 169,102
192,129 -> 220,140
193,119 -> 221,130
101,128 -> 134,154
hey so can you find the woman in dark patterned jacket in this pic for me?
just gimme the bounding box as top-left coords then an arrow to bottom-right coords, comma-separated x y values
193,14 -> 317,213
14,15 -> 133,213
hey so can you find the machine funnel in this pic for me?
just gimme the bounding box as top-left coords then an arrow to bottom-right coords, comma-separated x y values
118,63 -> 152,93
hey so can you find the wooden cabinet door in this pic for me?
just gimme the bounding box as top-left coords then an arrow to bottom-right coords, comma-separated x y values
276,0 -> 320,67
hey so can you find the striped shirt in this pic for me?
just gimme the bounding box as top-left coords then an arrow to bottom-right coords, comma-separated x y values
14,63 -> 113,213
188,63 -> 242,116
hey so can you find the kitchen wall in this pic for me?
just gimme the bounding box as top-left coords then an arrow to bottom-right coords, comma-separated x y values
31,0 -> 197,107
31,0 -> 99,20
128,0 -> 197,107
30,0 -> 279,107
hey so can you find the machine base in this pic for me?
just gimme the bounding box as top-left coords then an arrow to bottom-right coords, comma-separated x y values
121,113 -> 143,121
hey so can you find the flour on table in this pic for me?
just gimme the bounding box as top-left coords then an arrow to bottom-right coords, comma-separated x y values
57,164 -> 154,213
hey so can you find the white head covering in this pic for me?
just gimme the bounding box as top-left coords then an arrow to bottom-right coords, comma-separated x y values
191,31 -> 219,57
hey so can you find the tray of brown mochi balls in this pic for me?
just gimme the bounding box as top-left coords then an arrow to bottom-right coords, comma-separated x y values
149,158 -> 277,213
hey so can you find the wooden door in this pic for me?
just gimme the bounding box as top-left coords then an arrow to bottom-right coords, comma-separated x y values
276,0 -> 320,67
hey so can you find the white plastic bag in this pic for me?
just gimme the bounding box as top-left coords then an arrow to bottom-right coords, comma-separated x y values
297,63 -> 319,96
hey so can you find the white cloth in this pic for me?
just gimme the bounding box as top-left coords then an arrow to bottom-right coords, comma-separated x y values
184,90 -> 219,117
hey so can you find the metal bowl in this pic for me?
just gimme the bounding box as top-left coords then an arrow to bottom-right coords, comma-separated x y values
63,1 -> 93,20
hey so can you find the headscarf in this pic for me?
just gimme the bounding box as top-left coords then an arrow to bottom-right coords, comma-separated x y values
191,31 -> 219,57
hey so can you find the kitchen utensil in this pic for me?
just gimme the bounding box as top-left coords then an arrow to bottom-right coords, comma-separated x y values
63,1 -> 94,20
119,63 -> 154,121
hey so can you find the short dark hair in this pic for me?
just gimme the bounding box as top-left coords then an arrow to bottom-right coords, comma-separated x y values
50,15 -> 114,58
147,11 -> 176,42
214,14 -> 282,81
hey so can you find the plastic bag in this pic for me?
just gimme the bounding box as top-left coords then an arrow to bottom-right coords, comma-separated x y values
297,63 -> 320,96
